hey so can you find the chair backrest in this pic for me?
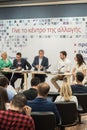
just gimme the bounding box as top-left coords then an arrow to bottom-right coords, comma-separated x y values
47,92 -> 59,102
31,112 -> 56,130
74,93 -> 87,113
55,101 -> 78,126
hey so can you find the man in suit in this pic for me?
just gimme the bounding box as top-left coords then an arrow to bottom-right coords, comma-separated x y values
27,82 -> 60,124
71,72 -> 87,93
11,52 -> 31,89
32,50 -> 49,82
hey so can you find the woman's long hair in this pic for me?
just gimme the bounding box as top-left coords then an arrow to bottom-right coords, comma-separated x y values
60,82 -> 72,101
76,54 -> 85,66
0,86 -> 9,110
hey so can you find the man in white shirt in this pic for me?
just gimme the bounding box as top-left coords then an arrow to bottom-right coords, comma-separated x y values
51,51 -> 71,92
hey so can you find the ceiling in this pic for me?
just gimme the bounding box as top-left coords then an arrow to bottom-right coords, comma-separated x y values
0,0 -> 86,7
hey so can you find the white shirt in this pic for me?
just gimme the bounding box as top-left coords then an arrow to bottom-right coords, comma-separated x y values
6,85 -> 17,101
74,63 -> 87,84
55,95 -> 78,108
58,58 -> 71,73
39,58 -> 42,66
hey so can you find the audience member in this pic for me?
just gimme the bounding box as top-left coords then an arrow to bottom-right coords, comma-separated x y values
32,49 -> 49,82
55,77 -> 78,108
0,86 -> 9,110
23,77 -> 40,100
51,51 -> 71,92
0,93 -> 35,130
71,72 -> 87,93
11,52 -> 31,89
27,82 -> 60,123
0,52 -> 12,80
72,53 -> 87,84
0,76 -> 17,101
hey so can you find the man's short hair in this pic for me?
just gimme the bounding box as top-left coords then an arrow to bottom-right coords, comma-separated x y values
16,52 -> 22,57
60,51 -> 67,57
76,72 -> 84,82
12,93 -> 27,109
0,76 -> 9,87
38,83 -> 50,97
31,77 -> 40,86
39,49 -> 44,53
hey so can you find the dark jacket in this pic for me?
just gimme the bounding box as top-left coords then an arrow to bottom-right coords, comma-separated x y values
12,58 -> 31,70
71,84 -> 87,93
32,56 -> 48,71
27,97 -> 60,123
23,88 -> 37,100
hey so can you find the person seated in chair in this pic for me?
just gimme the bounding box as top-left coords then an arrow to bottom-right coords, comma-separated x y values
32,50 -> 49,82
71,72 -> 87,93
11,52 -> 31,89
23,77 -> 40,100
27,82 -> 60,124
0,52 -> 12,81
55,77 -> 78,108
0,93 -> 35,130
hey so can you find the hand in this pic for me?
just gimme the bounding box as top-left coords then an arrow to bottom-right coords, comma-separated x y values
3,67 -> 10,70
17,67 -> 22,70
23,105 -> 32,116
40,65 -> 43,69
36,65 -> 39,69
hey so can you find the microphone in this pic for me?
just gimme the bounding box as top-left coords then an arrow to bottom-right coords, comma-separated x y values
47,64 -> 51,68
58,66 -> 65,74
58,65 -> 65,71
43,64 -> 51,72
44,64 -> 51,69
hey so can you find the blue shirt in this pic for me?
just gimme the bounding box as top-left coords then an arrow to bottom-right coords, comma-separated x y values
27,97 -> 60,123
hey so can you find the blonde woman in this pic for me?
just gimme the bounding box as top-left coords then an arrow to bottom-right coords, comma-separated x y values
0,52 -> 12,80
55,80 -> 78,108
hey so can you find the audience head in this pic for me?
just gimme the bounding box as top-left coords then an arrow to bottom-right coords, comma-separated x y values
11,93 -> 27,111
39,49 -> 44,58
16,52 -> 22,61
60,81 -> 72,101
31,77 -> 40,87
1,52 -> 7,60
0,86 -> 9,110
76,72 -> 84,83
75,53 -> 85,66
37,82 -> 50,97
60,51 -> 67,60
0,76 -> 9,88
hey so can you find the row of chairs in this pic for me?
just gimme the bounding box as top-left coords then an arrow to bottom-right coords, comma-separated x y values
31,93 -> 87,130
48,92 -> 87,123
31,102 -> 78,130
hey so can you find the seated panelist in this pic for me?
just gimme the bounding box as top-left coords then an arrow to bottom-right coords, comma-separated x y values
0,52 -> 12,81
11,52 -> 31,89
32,49 -> 49,82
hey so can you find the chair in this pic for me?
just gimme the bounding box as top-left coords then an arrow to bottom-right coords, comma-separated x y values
31,112 -> 56,130
47,92 -> 60,102
55,101 -> 78,130
74,93 -> 87,123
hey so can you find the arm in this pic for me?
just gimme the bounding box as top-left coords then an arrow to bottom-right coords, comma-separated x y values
72,67 -> 76,81
32,57 -> 37,68
32,57 -> 39,70
53,103 -> 60,124
26,60 -> 32,70
8,59 -> 12,68
40,57 -> 49,70
44,58 -> 49,69
11,60 -> 16,69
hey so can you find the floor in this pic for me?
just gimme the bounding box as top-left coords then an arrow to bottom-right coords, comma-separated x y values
66,115 -> 87,130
